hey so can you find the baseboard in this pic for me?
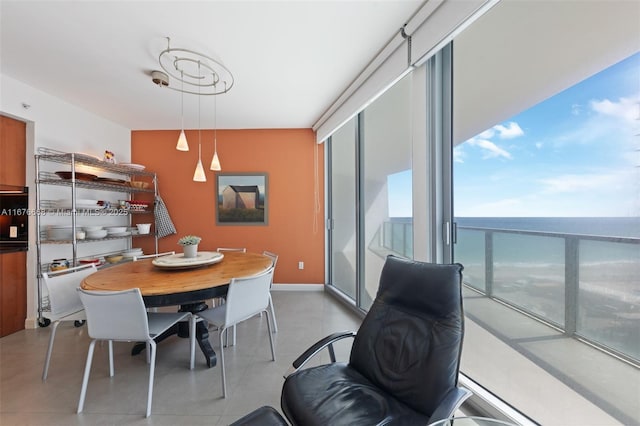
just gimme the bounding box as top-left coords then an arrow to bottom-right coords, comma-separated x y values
272,283 -> 324,292
25,317 -> 39,329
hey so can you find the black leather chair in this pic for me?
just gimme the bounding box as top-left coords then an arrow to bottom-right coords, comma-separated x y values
281,255 -> 471,426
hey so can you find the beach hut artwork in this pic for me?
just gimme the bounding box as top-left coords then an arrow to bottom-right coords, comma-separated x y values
216,173 -> 268,225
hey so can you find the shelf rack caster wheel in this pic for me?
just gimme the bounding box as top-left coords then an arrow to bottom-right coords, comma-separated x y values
74,320 -> 86,327
39,318 -> 51,327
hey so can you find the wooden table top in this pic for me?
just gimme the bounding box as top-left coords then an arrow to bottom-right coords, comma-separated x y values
81,251 -> 273,296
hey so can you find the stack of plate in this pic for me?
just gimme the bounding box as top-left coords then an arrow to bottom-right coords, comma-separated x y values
55,199 -> 104,210
105,226 -> 129,237
47,226 -> 74,241
122,248 -> 143,258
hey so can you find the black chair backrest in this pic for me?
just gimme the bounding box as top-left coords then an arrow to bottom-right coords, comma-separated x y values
349,255 -> 464,417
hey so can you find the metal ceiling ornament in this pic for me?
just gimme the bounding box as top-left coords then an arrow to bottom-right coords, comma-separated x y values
157,37 -> 234,96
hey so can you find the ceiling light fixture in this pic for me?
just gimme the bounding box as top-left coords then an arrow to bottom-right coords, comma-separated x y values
176,70 -> 189,151
192,62 -> 207,182
152,37 -> 233,177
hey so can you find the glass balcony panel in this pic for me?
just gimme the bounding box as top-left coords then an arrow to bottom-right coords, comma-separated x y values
456,229 -> 486,292
493,233 -> 565,326
578,239 -> 640,360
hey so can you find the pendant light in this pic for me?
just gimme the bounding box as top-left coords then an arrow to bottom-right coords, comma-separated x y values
176,70 -> 189,151
210,79 -> 222,171
193,62 -> 207,182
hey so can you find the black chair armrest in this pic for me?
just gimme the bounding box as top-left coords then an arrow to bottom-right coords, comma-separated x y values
427,387 -> 473,424
284,331 -> 357,378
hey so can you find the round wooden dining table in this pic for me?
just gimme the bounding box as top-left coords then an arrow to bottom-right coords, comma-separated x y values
81,251 -> 273,368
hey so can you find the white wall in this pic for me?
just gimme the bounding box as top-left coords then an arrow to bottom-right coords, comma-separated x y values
1,74 -> 132,328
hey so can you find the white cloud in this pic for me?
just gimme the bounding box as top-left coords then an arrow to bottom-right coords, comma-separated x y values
535,142 -> 543,149
467,139 -> 513,160
571,103 -> 582,116
478,128 -> 495,139
494,122 -> 524,139
538,170 -> 631,194
453,146 -> 465,163
590,95 -> 639,123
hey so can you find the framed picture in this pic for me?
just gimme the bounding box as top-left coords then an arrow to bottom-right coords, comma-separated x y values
216,173 -> 268,225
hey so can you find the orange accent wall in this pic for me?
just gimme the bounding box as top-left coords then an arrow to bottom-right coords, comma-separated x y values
131,129 -> 324,285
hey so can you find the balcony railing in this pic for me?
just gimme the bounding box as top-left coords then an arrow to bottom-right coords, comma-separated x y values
381,219 -> 640,365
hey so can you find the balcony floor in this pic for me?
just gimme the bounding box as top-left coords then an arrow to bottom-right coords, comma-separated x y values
462,288 -> 640,425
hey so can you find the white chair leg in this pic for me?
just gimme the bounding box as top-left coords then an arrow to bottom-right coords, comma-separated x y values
42,320 -> 60,381
108,340 -> 114,377
232,325 -> 237,346
78,339 -> 97,414
265,311 -> 276,361
146,342 -> 151,364
218,329 -> 227,398
268,293 -> 278,333
146,340 -> 156,418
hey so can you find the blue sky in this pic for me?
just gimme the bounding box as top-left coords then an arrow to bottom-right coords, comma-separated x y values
388,52 -> 639,218
454,51 -> 639,217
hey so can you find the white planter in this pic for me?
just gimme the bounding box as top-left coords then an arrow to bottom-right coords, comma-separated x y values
183,244 -> 198,258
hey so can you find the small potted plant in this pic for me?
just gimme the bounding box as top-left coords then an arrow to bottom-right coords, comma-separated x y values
178,235 -> 202,258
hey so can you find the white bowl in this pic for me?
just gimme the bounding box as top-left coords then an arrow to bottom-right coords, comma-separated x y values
105,226 -> 127,234
83,226 -> 104,232
86,230 -> 108,239
136,223 -> 151,234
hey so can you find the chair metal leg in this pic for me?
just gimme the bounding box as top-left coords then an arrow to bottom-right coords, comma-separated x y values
268,293 -> 278,333
42,320 -> 60,381
265,310 -> 276,361
218,328 -> 227,398
146,340 -> 156,418
77,339 -> 97,414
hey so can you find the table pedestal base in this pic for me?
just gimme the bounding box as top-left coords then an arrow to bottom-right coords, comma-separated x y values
131,301 -> 217,368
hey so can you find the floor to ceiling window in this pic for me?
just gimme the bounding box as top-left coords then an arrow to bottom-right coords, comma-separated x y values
328,118 -> 358,301
327,72 -> 415,310
360,74 -> 413,309
453,36 -> 639,426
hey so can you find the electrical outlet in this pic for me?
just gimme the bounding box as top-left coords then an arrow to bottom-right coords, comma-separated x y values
298,261 -> 304,270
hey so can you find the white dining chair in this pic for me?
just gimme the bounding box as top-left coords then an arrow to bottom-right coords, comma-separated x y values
41,263 -> 98,381
132,251 -> 175,261
213,248 -> 247,345
195,267 -> 276,398
262,250 -> 279,333
216,247 -> 247,253
77,288 -> 196,418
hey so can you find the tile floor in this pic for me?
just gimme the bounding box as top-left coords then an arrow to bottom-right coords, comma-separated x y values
0,291 -> 362,425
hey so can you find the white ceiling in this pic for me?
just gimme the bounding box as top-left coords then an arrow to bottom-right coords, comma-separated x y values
0,1 -> 423,131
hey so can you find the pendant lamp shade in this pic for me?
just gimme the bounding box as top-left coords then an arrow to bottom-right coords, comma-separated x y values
210,151 -> 221,171
176,130 -> 189,151
193,158 -> 207,182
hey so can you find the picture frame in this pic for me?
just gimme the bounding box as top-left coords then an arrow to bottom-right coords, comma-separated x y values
216,173 -> 268,226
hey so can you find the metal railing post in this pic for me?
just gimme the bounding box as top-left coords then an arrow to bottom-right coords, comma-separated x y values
565,236 -> 579,335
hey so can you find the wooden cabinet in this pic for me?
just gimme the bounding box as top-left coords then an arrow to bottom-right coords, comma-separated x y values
0,115 -> 26,186
0,115 -> 27,337
0,251 -> 27,337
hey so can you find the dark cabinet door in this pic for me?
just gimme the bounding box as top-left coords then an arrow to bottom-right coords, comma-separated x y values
0,251 -> 27,337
